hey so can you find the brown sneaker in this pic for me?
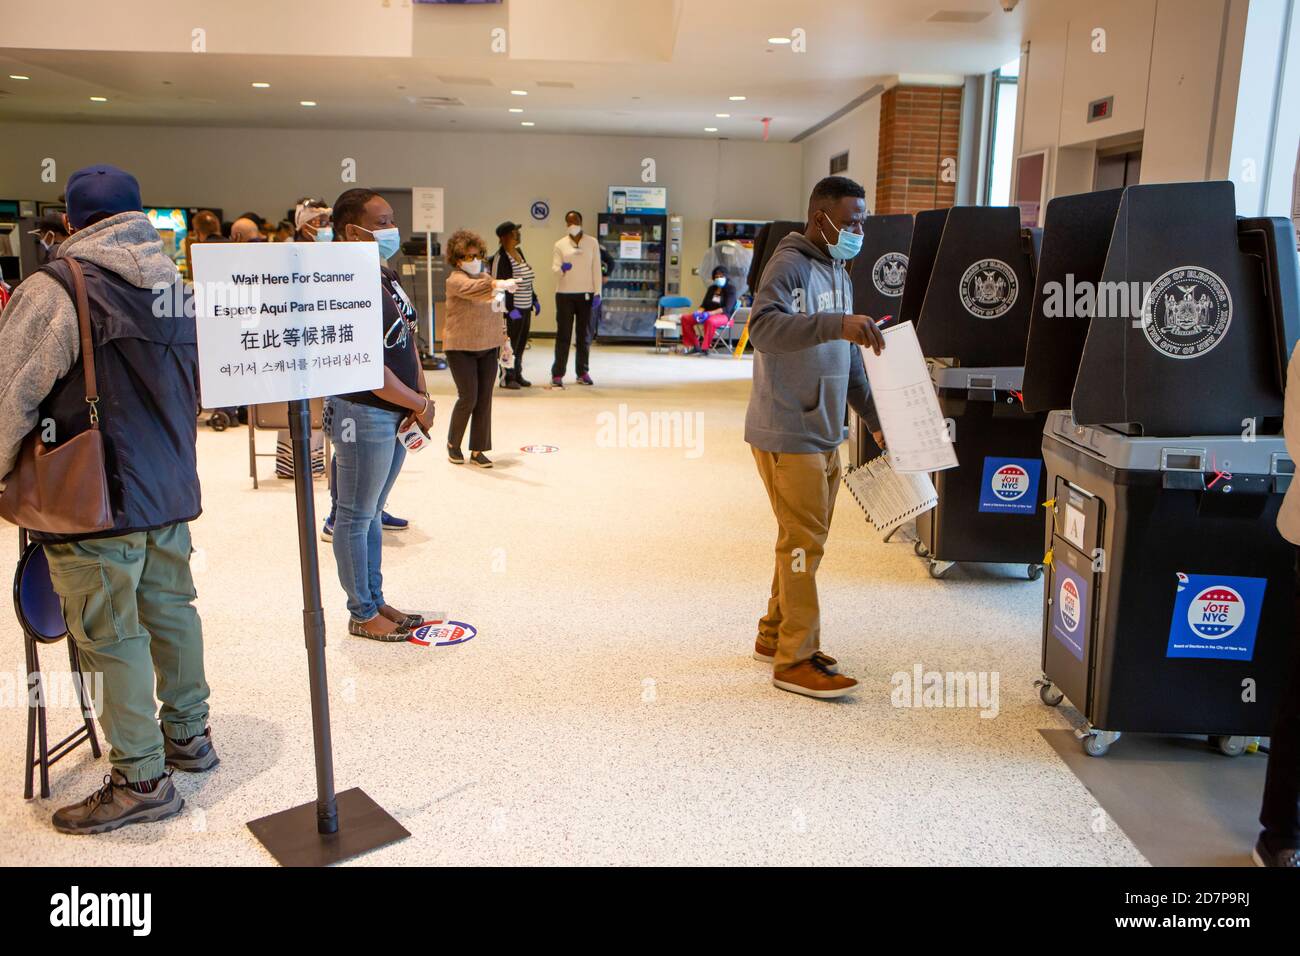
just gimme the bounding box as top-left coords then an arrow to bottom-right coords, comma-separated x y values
753,641 -> 838,671
773,657 -> 857,699
163,724 -> 220,772
51,770 -> 184,835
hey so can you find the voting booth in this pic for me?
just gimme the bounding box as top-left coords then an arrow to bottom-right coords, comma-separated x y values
848,213 -> 913,467
1025,181 -> 1300,757
909,206 -> 1046,578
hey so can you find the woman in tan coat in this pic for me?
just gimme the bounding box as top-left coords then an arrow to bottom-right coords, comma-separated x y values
443,228 -> 513,467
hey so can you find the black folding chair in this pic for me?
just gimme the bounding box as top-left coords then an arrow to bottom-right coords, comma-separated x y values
14,531 -> 101,799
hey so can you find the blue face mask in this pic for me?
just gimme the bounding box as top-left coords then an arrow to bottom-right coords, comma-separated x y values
313,226 -> 333,243
819,215 -> 863,261
360,225 -> 401,260
714,276 -> 727,287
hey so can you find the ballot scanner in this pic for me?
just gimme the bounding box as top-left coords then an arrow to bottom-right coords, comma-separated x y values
1024,181 -> 1300,757
907,206 -> 1047,579
848,213 -> 914,469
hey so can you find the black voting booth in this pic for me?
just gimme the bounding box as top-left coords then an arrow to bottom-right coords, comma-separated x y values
1025,181 -> 1300,757
909,206 -> 1047,578
848,213 -> 913,468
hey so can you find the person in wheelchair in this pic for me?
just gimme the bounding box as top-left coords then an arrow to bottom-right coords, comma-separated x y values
682,266 -> 737,354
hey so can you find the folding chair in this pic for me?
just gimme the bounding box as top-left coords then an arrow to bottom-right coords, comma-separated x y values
248,399 -> 330,489
14,532 -> 102,799
709,305 -> 747,356
654,295 -> 693,353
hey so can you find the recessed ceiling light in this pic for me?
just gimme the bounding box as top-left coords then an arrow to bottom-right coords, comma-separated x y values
715,113 -> 730,118
508,107 -> 523,113
251,82 -> 270,89
521,121 -> 535,126
9,74 -> 30,81
89,96 -> 108,102
729,95 -> 746,101
704,127 -> 718,132
300,100 -> 317,107
767,36 -> 791,45
510,89 -> 528,96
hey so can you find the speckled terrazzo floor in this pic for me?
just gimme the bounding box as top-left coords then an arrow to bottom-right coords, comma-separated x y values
0,345 -> 1151,866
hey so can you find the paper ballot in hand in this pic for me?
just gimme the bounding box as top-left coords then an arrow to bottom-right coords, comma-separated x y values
858,321 -> 957,474
843,455 -> 938,533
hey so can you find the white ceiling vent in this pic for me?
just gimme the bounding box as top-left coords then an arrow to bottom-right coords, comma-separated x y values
405,95 -> 465,109
927,10 -> 989,23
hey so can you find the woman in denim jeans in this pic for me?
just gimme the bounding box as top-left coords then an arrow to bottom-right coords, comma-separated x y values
325,189 -> 435,641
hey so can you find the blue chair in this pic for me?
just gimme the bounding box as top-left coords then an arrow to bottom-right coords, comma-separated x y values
13,533 -> 101,798
654,295 -> 693,353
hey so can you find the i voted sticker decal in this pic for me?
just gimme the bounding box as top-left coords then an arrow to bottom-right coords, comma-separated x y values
1165,572 -> 1265,661
408,620 -> 477,648
521,444 -> 559,454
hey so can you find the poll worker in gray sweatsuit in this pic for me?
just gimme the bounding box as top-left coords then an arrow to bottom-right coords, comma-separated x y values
744,175 -> 884,701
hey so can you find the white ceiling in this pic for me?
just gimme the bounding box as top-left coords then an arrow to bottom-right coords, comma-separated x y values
0,0 -> 1027,141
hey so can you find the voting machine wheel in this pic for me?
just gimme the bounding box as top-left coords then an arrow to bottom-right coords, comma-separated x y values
1035,679 -> 1064,708
914,540 -> 930,558
1026,564 -> 1043,581
1078,728 -> 1121,758
928,559 -> 953,579
1210,735 -> 1248,757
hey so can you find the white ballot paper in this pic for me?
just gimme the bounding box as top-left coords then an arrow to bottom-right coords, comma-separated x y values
843,455 -> 938,533
860,321 -> 957,474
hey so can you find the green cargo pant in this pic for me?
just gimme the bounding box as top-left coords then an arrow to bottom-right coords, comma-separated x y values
43,521 -> 210,783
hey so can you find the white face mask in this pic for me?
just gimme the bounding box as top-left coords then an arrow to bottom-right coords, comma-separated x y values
462,258 -> 483,275
567,224 -> 582,237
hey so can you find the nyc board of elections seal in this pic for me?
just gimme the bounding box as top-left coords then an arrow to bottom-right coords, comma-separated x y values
1141,265 -> 1232,359
872,252 -> 908,297
959,259 -> 1018,319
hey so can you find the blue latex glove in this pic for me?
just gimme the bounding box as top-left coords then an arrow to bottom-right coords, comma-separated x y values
561,261 -> 572,273
534,298 -> 542,316
508,309 -> 522,320
593,294 -> 601,310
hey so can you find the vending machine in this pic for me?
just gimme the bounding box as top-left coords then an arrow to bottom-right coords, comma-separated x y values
597,211 -> 667,342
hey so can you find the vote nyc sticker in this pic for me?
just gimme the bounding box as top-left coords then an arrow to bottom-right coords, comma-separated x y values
408,620 -> 478,648
1051,564 -> 1088,662
1165,572 -> 1265,661
977,457 -> 1041,514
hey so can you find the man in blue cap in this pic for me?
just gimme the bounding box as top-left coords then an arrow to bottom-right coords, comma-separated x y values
0,164 -> 217,834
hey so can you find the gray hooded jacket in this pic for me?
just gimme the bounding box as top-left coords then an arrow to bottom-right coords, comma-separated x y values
744,231 -> 874,453
0,211 -> 179,481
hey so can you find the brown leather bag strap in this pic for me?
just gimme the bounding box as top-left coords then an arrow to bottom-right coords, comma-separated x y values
61,257 -> 101,429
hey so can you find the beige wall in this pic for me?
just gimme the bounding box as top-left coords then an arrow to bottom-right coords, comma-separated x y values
1014,0 -> 1247,201
0,123 -> 803,331
798,94 -> 882,213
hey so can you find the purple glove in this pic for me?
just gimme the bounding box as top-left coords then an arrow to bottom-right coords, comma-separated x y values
508,309 -> 522,320
593,294 -> 601,310
534,298 -> 542,316
561,261 -> 572,273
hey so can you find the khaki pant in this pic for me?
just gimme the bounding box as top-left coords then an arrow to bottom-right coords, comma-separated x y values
752,447 -> 841,670
43,522 -> 210,783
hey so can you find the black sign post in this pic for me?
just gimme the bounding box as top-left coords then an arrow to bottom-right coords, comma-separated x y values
246,398 -> 409,865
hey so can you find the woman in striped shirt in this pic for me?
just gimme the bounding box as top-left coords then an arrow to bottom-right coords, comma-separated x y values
492,220 -> 536,389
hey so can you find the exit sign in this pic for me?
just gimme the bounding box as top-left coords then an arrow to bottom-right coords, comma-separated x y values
1087,96 -> 1114,123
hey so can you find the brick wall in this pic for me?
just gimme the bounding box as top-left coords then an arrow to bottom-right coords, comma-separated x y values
875,85 -> 963,215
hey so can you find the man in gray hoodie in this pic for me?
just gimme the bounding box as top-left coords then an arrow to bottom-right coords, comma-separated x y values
745,175 -> 884,700
0,164 -> 217,834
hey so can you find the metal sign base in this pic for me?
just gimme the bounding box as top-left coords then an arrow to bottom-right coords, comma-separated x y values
244,399 -> 408,866
247,787 -> 409,867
